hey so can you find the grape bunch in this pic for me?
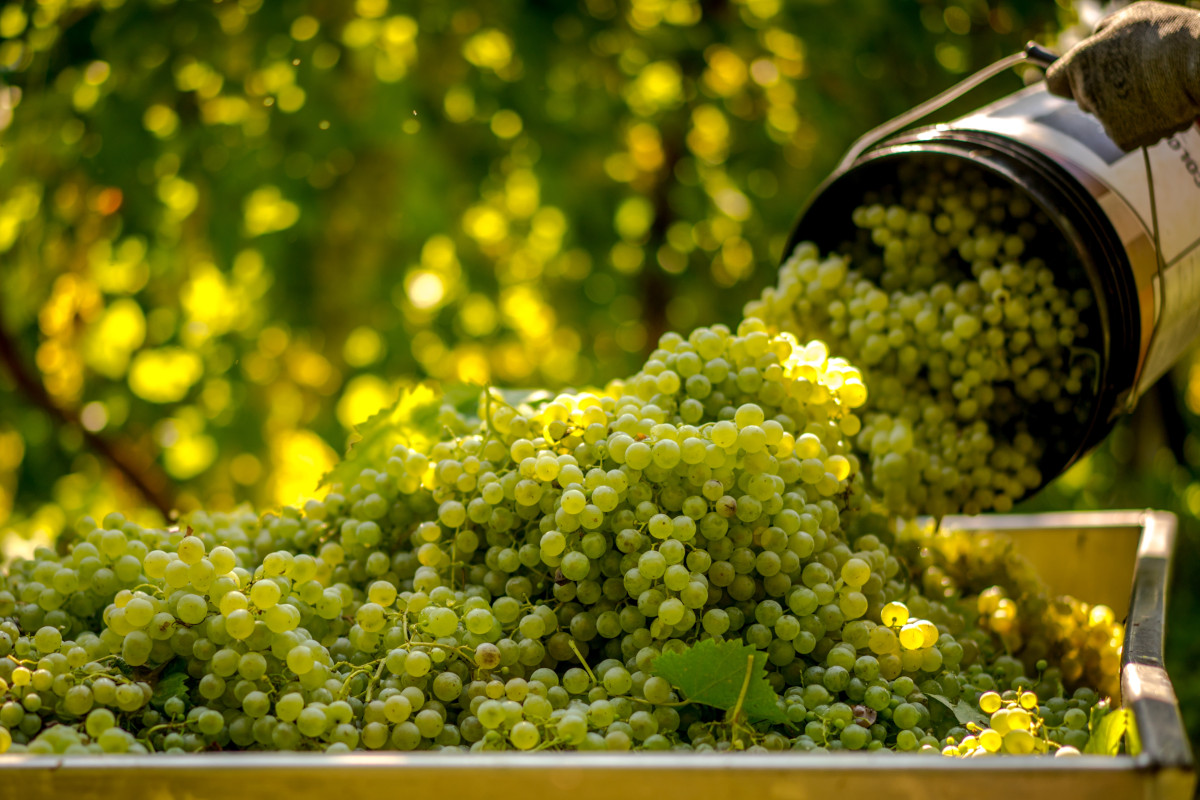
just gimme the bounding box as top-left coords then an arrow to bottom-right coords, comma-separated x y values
894,521 -> 1123,702
0,316 -> 1123,756
745,160 -> 1098,516
949,687 -> 1105,757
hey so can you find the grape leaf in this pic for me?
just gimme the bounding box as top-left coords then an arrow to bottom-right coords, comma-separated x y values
321,382 -> 484,489
494,388 -> 553,410
1084,705 -> 1128,755
444,383 -> 488,421
150,658 -> 189,710
653,638 -> 787,724
927,693 -> 990,728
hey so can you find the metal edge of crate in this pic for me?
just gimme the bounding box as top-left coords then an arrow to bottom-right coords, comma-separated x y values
0,510 -> 1193,800
1120,511 -> 1195,797
949,508 -> 1196,796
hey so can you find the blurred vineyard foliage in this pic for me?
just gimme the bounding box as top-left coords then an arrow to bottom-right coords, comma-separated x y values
2,0 -> 1199,748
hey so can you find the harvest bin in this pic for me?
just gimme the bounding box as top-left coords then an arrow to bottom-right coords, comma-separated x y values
0,510 -> 1192,800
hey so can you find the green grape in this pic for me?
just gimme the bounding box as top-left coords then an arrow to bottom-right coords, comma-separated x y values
509,721 -> 539,750
296,707 -> 327,738
32,627 -> 61,654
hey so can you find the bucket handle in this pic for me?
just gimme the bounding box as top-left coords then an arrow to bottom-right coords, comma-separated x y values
835,42 -> 1059,174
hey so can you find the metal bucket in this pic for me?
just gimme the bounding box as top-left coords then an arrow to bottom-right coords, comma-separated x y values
786,43 -> 1200,485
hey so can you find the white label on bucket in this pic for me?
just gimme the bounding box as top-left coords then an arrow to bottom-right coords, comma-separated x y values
1108,135 -> 1200,266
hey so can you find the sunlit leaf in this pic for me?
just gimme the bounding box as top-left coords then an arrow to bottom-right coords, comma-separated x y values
1084,705 -> 1128,755
321,382 -> 484,489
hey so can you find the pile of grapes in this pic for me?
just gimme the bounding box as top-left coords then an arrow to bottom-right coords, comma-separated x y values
0,175 -> 1123,758
749,161 -> 1099,516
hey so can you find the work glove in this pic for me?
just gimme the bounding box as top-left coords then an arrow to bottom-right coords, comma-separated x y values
1046,0 -> 1200,150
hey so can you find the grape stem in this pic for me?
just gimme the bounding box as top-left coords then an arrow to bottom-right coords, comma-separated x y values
138,721 -> 187,752
337,662 -> 379,700
532,736 -> 567,752
611,693 -> 690,708
567,640 -> 597,685
483,386 -> 496,434
364,659 -> 386,705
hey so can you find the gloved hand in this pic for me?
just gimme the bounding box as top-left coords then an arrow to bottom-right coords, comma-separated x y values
1046,0 -> 1200,151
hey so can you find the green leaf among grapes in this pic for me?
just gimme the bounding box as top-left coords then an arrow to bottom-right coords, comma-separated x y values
150,658 -> 190,711
1084,704 -> 1128,755
321,382 -> 484,489
927,693 -> 990,728
444,383 -> 489,422
493,388 -> 554,410
653,638 -> 787,724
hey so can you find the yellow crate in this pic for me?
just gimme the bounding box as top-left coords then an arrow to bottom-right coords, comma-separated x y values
0,510 -> 1193,800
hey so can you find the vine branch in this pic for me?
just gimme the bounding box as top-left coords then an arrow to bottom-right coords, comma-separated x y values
0,308 -> 175,518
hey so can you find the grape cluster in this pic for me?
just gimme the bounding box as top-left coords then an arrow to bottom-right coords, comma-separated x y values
947,687 -> 1102,757
894,521 -> 1123,702
0,319 -> 1119,757
746,161 -> 1098,516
